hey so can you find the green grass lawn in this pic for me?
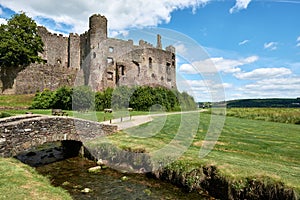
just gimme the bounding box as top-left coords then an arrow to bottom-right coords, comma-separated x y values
0,94 -> 35,108
0,157 -> 71,200
106,112 -> 300,194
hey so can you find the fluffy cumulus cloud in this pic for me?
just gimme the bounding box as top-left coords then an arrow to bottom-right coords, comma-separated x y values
0,0 -> 210,34
234,67 -> 292,80
179,56 -> 258,74
264,42 -> 278,51
229,0 -> 252,14
235,76 -> 300,98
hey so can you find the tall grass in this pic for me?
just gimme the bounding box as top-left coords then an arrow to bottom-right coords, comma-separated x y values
226,108 -> 300,124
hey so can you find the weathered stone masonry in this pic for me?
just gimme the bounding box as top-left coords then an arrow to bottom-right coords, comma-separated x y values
0,14 -> 176,94
0,115 -> 117,157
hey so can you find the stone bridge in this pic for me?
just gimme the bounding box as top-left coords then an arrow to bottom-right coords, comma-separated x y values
0,114 -> 117,157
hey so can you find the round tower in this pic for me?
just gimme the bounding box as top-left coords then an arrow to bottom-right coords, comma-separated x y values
89,14 -> 107,49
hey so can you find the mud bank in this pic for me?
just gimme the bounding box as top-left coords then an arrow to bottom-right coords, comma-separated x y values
87,143 -> 298,200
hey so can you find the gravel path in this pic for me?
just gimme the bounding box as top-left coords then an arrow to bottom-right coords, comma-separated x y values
102,110 -> 205,130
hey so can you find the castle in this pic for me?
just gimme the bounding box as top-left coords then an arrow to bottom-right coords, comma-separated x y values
0,14 -> 176,94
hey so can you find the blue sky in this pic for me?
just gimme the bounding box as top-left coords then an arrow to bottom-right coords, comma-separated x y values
0,0 -> 299,101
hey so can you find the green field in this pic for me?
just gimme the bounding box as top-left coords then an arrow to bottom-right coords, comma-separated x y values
106,112 -> 300,194
0,94 -> 34,108
226,108 -> 300,124
1,94 -> 300,196
204,107 -> 300,125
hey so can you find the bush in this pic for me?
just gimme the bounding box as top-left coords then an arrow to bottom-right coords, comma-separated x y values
30,89 -> 55,109
52,86 -> 73,110
30,86 -> 197,112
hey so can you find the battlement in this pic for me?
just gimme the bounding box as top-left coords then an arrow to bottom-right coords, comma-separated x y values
38,26 -> 67,39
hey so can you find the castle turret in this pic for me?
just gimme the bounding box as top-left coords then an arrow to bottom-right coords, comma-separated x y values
89,14 -> 107,49
157,34 -> 162,49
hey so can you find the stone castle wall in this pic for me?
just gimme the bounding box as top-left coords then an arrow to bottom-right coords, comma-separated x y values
15,64 -> 78,94
0,14 -> 176,94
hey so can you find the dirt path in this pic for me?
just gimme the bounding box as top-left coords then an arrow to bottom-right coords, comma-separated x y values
102,110 -> 205,130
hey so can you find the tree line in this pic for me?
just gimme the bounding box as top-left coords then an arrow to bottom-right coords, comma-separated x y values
30,86 -> 197,111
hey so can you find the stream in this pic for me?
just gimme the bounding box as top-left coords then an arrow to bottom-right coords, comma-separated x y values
36,157 -> 211,200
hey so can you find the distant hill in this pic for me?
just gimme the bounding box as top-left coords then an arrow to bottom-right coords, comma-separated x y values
226,98 -> 300,108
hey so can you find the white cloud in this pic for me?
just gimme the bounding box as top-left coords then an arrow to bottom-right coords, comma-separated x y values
238,39 -> 249,46
264,42 -> 278,51
179,55 -> 258,74
296,36 -> 300,47
0,0 -> 210,34
174,43 -> 188,55
234,67 -> 292,80
0,18 -> 6,25
237,77 -> 300,98
229,0 -> 252,14
179,79 -> 228,102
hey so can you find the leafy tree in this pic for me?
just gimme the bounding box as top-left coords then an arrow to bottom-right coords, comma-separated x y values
0,12 -> 44,91
52,86 -> 73,110
0,12 -> 44,67
96,87 -> 113,110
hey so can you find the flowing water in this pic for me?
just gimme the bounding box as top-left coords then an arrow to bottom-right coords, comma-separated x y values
36,157 -> 211,200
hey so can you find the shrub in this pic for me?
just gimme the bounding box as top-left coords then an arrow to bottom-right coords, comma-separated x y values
30,86 -> 197,112
52,86 -> 73,110
30,89 -> 55,109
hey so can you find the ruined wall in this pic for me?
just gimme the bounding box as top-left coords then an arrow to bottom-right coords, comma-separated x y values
84,14 -> 176,91
68,33 -> 81,69
0,13 -> 176,95
13,63 -> 78,94
38,27 -> 69,67
87,35 -> 176,91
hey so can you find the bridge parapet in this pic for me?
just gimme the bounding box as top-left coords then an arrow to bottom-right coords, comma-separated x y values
0,115 -> 117,157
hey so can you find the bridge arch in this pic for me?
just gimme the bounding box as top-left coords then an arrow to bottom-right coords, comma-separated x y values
0,115 -> 117,157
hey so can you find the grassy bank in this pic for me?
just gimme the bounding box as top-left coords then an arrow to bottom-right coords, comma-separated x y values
105,112 -> 300,197
0,157 -> 71,200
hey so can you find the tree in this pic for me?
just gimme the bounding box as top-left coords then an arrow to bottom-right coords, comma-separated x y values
0,12 -> 44,67
52,86 -> 73,110
0,12 -> 44,91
